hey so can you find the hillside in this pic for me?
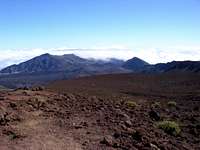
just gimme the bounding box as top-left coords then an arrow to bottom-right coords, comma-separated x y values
149,61 -> 200,73
0,73 -> 199,149
122,57 -> 149,72
0,54 -> 128,88
0,53 -> 199,88
0,53 -> 91,74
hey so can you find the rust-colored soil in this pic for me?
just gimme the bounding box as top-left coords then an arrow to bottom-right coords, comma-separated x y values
0,73 -> 200,150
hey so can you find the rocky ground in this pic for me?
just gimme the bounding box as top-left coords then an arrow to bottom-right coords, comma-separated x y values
0,73 -> 200,150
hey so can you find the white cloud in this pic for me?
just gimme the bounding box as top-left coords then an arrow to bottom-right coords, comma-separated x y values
0,46 -> 199,69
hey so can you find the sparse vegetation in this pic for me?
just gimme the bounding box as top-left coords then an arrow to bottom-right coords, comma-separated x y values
168,101 -> 177,107
9,132 -> 18,140
157,121 -> 181,136
0,73 -> 199,149
3,130 -> 18,140
151,102 -> 161,108
125,101 -> 137,109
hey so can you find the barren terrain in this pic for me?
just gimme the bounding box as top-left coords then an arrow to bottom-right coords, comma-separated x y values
0,73 -> 200,149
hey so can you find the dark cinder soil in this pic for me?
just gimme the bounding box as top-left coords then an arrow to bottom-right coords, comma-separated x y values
0,73 -> 200,150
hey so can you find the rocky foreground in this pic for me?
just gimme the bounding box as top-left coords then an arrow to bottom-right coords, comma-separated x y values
0,85 -> 199,150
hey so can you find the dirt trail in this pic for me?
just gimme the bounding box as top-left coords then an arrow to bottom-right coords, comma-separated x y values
0,90 -> 82,150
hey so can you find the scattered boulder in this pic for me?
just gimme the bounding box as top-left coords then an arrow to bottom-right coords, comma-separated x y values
31,86 -> 45,91
149,110 -> 160,121
22,91 -> 30,96
132,130 -> 143,142
0,96 -> 5,101
113,132 -> 121,139
0,113 -> 9,126
9,102 -> 17,109
23,87 -> 30,90
116,109 -> 130,120
125,120 -> 132,127
150,143 -> 160,150
122,113 -> 130,120
100,135 -> 114,146
38,86 -> 45,91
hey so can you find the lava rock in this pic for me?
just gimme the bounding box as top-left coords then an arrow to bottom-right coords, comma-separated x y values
100,135 -> 113,146
113,132 -> 121,139
150,143 -> 160,150
132,130 -> 143,142
0,97 -> 5,101
149,110 -> 160,121
9,102 -> 17,109
23,87 -> 30,90
125,120 -> 132,127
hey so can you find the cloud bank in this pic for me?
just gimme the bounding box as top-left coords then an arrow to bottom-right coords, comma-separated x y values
0,47 -> 199,69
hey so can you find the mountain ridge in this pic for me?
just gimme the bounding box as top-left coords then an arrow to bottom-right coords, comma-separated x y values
122,57 -> 150,72
1,53 -> 199,74
0,53 -> 199,88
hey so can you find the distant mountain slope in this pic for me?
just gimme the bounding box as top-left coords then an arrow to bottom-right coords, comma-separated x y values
0,54 -> 129,88
0,53 -> 89,74
148,61 -> 200,73
122,57 -> 150,71
0,53 -> 199,88
122,57 -> 200,73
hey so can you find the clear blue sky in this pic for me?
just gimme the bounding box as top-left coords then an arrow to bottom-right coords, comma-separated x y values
0,0 -> 199,49
0,0 -> 199,68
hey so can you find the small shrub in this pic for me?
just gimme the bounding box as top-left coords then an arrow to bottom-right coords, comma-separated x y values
9,132 -> 18,140
157,121 -> 181,136
126,101 -> 137,109
3,130 -> 18,140
167,101 -> 177,107
151,102 -> 160,108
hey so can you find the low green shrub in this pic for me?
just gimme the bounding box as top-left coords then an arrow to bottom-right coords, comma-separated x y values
151,102 -> 160,108
126,101 -> 137,109
157,121 -> 181,136
167,101 -> 177,107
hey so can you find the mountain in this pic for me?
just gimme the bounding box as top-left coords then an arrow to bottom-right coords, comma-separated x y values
0,54 -> 129,88
0,53 -> 88,74
0,54 -> 128,75
148,61 -> 200,73
122,57 -> 150,71
122,57 -> 200,73
0,53 -> 199,88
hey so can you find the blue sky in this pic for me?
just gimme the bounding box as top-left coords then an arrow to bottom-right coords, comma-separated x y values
0,0 -> 200,68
